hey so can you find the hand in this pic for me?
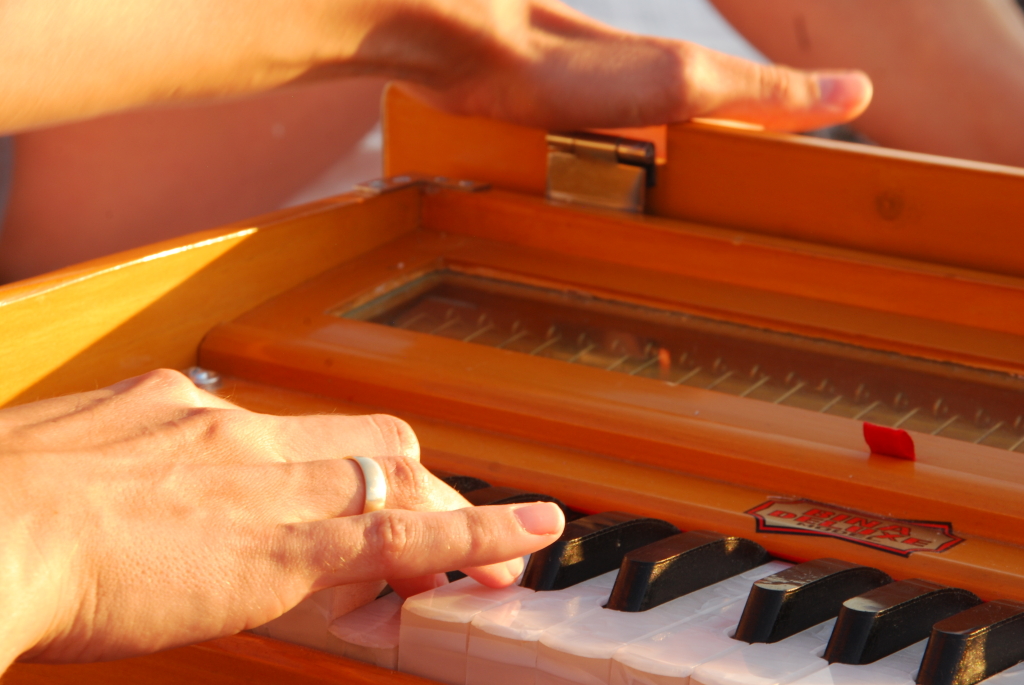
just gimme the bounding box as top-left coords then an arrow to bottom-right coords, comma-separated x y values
1,0 -> 870,135
0,369 -> 564,668
357,0 -> 873,131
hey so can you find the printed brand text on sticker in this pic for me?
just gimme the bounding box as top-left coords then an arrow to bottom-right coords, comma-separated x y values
746,500 -> 963,556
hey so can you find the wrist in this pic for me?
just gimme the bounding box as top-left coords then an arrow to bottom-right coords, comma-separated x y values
290,0 -> 529,89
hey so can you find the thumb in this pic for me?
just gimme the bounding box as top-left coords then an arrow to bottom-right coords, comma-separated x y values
682,45 -> 873,131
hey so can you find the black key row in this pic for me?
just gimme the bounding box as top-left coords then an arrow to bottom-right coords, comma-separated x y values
437,470 -> 1024,685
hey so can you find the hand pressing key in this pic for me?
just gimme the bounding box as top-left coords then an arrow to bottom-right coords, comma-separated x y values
0,369 -> 564,669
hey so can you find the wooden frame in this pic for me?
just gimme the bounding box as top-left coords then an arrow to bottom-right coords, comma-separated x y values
199,196 -> 1024,597
4,87 -> 1024,684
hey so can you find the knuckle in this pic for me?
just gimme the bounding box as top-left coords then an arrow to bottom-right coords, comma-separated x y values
756,67 -> 799,105
365,512 -> 413,573
129,368 -> 202,402
675,45 -> 715,119
175,406 -> 250,451
464,508 -> 491,552
368,414 -> 420,460
381,456 -> 433,508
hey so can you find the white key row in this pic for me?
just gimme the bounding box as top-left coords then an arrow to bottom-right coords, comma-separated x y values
256,572 -> 1024,685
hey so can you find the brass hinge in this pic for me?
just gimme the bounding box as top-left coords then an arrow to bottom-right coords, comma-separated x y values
546,132 -> 656,213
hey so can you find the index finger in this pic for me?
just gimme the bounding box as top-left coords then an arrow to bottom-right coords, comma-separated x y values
678,44 -> 873,132
284,502 -> 566,591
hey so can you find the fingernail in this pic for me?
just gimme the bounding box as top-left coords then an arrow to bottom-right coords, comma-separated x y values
505,556 -> 525,579
815,72 -> 872,111
513,502 -> 564,536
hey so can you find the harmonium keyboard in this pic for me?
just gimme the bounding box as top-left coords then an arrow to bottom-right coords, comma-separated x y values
3,86 -> 1024,685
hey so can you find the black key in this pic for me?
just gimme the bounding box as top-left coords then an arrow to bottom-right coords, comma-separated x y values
520,512 -> 679,591
825,579 -> 981,665
734,558 -> 892,644
433,476 -> 559,581
431,470 -> 491,494
605,531 -> 770,613
917,600 -> 1024,685
463,485 -> 566,511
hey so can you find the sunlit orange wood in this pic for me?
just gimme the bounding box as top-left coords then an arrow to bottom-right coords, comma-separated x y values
203,313 -> 1024,549
3,633 -> 434,685
419,189 -> 1024,372
0,189 -> 419,407
649,121 -> 1024,278
218,378 -> 1024,604
384,87 -> 1024,277
197,226 -> 1020,464
382,86 -> 547,196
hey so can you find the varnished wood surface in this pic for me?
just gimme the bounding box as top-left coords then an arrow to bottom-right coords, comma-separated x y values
384,86 -> 1024,277
0,189 -> 420,407
213,378 -> 1024,604
3,633 -> 435,685
420,189 -> 1024,373
201,262 -> 1024,550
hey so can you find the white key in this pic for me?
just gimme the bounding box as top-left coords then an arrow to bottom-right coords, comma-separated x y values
610,599 -> 750,685
983,663 -> 1024,685
327,591 -> 404,669
399,574 -> 534,685
537,561 -> 792,685
789,640 -> 926,685
467,571 -> 620,685
690,619 -> 835,685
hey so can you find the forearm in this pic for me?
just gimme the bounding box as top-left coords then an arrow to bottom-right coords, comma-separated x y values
0,0 -> 505,134
712,0 -> 1024,166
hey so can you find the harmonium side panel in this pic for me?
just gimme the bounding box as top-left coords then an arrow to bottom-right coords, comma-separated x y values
2,632 -> 435,685
0,188 -> 422,408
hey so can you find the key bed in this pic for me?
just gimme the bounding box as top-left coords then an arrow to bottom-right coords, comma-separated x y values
264,474 -> 1024,685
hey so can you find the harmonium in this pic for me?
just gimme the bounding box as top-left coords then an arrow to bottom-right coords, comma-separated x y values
4,86 -> 1024,685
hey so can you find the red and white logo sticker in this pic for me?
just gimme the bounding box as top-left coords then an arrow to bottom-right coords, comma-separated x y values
746,500 -> 963,557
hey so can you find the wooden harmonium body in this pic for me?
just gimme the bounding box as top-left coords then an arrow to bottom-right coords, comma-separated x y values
4,88 -> 1024,685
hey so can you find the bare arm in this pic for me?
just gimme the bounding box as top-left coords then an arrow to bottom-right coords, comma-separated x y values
711,0 -> 1024,165
0,0 -> 871,134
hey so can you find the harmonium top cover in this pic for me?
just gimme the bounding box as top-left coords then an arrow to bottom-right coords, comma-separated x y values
4,86 -> 1024,685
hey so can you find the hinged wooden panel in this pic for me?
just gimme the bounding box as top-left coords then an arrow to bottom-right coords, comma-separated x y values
384,86 -> 1024,277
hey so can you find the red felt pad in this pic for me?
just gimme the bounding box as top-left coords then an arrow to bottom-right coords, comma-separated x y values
863,422 -> 916,461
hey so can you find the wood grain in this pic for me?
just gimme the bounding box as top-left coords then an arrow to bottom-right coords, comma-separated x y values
420,189 -> 1024,372
3,633 -> 435,685
198,228 -> 1024,549
384,86 -> 1024,277
0,189 -> 420,407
